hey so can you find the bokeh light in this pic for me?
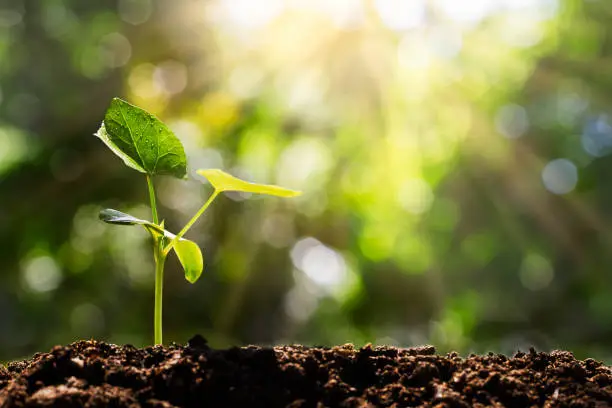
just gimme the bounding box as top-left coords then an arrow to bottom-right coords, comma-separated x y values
542,158 -> 578,195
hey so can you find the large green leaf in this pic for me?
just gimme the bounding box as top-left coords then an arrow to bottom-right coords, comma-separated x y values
95,98 -> 187,178
197,169 -> 301,197
99,209 -> 203,283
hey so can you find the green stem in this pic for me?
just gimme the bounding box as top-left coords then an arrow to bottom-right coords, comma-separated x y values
146,175 -> 159,225
154,248 -> 166,345
163,190 -> 220,256
146,174 -> 165,344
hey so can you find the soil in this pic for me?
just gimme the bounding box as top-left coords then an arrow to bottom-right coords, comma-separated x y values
1,336 -> 611,407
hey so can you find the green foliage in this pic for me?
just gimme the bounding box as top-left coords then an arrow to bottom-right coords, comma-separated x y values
96,98 -> 299,344
95,98 -> 187,178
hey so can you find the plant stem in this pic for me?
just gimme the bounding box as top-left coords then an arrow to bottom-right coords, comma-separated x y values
146,174 -> 165,345
163,190 -> 220,256
146,175 -> 159,225
154,248 -> 166,345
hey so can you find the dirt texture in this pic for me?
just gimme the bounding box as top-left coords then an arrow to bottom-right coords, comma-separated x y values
0,335 -> 611,407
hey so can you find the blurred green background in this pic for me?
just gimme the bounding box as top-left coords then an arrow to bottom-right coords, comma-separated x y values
2,0 -> 612,362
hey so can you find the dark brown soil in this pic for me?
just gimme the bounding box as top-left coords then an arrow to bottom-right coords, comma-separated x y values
1,336 -> 611,407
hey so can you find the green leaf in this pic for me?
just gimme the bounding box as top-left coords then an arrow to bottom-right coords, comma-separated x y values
196,169 -> 302,197
160,227 -> 204,284
99,208 -> 203,283
172,238 -> 204,283
99,208 -> 165,234
95,98 -> 187,178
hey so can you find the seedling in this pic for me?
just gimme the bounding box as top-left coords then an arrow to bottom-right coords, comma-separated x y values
95,98 -> 300,345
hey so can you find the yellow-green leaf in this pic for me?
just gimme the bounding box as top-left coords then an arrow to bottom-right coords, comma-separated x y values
162,229 -> 203,283
196,169 -> 301,197
173,238 -> 204,283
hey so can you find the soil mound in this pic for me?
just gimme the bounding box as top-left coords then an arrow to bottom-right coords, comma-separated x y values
1,335 -> 611,407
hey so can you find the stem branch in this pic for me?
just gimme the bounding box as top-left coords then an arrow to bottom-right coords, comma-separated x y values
163,190 -> 220,256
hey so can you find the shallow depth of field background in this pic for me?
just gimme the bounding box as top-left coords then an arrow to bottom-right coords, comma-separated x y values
2,0 -> 612,362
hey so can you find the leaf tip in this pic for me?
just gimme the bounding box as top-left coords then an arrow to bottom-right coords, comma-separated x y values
111,96 -> 128,105
94,122 -> 106,139
186,274 -> 200,284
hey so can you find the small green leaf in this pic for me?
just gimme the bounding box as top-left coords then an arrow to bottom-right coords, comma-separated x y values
196,169 -> 301,197
173,238 -> 204,283
100,208 -> 204,283
162,228 -> 204,283
99,208 -> 165,234
95,98 -> 187,178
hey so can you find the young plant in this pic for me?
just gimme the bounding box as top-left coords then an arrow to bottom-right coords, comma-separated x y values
95,98 -> 300,345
